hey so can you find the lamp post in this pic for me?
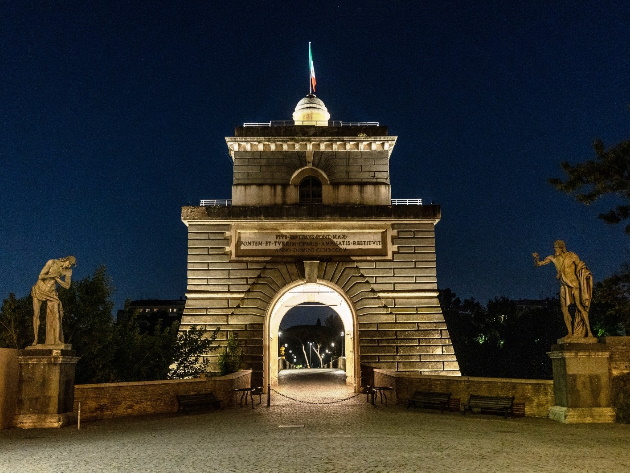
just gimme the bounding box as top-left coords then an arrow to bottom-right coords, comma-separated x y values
330,342 -> 335,368
308,342 -> 312,368
341,331 -> 345,356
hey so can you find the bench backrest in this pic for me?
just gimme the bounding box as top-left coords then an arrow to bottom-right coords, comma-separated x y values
177,393 -> 218,401
412,391 -> 451,400
468,394 -> 514,408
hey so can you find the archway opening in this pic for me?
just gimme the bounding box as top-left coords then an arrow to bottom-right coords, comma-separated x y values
278,304 -> 346,385
267,283 -> 356,389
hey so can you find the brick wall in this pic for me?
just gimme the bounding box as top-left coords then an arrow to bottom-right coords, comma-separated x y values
74,370 -> 252,422
374,369 -> 554,417
0,348 -> 18,429
602,337 -> 630,422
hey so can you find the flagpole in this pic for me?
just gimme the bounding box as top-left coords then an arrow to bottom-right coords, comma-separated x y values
309,42 -> 312,95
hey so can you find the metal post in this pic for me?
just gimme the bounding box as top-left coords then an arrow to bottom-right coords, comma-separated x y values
267,383 -> 271,407
77,402 -> 81,430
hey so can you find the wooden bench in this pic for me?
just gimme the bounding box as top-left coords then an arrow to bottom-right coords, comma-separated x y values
463,394 -> 515,418
407,391 -> 452,412
176,393 -> 222,413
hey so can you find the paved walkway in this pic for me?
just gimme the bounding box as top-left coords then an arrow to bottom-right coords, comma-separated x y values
1,370 -> 630,472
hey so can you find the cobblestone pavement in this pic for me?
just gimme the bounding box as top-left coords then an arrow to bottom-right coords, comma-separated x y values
2,370 -> 630,472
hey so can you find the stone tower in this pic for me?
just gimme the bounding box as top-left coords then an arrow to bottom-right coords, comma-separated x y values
181,94 -> 460,389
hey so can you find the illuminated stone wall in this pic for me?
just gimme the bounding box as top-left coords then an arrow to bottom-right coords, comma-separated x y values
181,121 -> 460,389
228,126 -> 394,206
0,349 -> 18,429
181,206 -> 460,387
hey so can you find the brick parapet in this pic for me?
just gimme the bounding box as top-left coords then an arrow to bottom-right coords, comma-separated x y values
73,370 -> 252,422
374,370 -> 554,417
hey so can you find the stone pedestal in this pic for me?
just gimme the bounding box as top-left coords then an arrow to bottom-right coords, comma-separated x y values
14,347 -> 79,429
548,343 -> 615,423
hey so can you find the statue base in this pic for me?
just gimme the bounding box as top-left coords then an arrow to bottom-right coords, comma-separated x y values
556,336 -> 598,345
549,406 -> 616,424
27,343 -> 73,352
14,412 -> 75,429
548,343 -> 614,423
14,348 -> 79,429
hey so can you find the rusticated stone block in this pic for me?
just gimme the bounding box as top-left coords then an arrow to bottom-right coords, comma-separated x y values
361,346 -> 397,356
360,330 -> 396,339
398,329 -> 441,339
397,361 -> 443,371
377,323 -> 417,331
379,339 -> 418,346
397,345 -> 443,355
421,354 -> 457,362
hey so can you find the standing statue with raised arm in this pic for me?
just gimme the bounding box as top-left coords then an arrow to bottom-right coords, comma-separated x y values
31,256 -> 76,346
532,241 -> 594,341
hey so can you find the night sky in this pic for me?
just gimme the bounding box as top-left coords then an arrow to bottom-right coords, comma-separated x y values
2,1 -> 629,312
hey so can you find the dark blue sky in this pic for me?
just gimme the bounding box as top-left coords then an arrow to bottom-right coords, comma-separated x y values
1,1 -> 628,311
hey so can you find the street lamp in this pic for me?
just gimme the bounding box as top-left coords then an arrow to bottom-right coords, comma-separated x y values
341,331 -> 345,356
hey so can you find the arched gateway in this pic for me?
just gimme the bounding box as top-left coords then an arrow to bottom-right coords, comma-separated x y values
181,94 -> 460,391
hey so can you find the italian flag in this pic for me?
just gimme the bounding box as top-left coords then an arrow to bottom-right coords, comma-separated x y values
309,42 -> 316,93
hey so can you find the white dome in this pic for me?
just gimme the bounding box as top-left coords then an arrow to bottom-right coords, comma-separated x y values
292,95 -> 330,125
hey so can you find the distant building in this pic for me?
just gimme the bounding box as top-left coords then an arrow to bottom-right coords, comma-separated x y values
117,299 -> 185,332
514,299 -> 555,314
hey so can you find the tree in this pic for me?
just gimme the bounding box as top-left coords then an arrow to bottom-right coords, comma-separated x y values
324,312 -> 344,359
549,139 -> 630,335
439,289 -> 490,376
60,266 -> 118,382
168,325 -> 220,379
591,263 -> 630,335
498,299 -> 565,379
0,293 -> 32,349
216,332 -> 241,376
0,266 -> 222,383
111,306 -> 179,382
549,139 -> 630,234
439,289 -> 564,379
282,325 -> 314,368
282,323 -> 336,368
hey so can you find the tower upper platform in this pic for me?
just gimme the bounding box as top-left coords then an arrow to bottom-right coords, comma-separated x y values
225,95 -> 397,206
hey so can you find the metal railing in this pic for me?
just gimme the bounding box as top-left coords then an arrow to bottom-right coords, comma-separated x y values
199,199 -> 423,206
243,120 -> 380,127
391,199 -> 423,205
199,199 -> 232,206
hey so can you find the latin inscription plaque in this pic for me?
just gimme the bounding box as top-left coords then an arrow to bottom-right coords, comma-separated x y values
234,230 -> 389,257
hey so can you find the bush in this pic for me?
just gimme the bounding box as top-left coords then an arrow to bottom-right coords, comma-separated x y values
217,332 -> 242,376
